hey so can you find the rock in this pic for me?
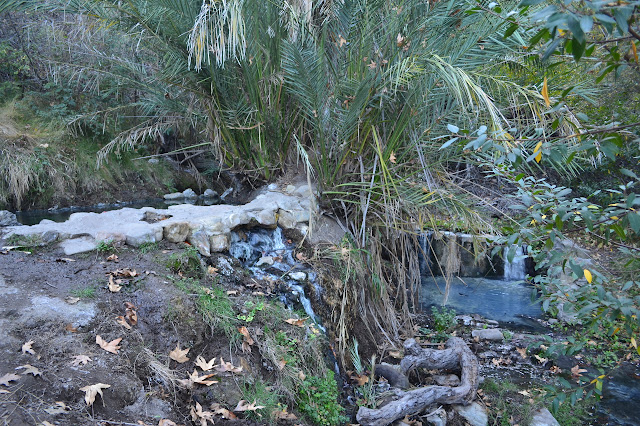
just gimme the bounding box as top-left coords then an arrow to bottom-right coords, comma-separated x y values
295,184 -> 313,198
203,189 -> 218,198
253,209 -> 277,226
485,320 -> 499,326
215,256 -> 235,276
183,188 -> 197,198
478,350 -> 499,360
163,222 -> 190,243
432,374 -> 460,387
289,271 -> 307,281
453,402 -> 488,426
472,328 -> 504,341
256,256 -> 274,267
163,192 -> 184,200
425,407 -> 447,426
210,234 -> 230,252
277,210 -> 297,229
189,229 -> 210,256
0,210 -> 19,226
530,408 -> 560,426
94,231 -> 127,246
124,225 -> 161,247
548,318 -> 558,325
41,230 -> 59,244
59,237 -> 97,255
23,296 -> 96,328
308,215 -> 346,245
267,183 -> 278,190
285,184 -> 296,193
457,315 -> 473,326
148,158 -> 159,164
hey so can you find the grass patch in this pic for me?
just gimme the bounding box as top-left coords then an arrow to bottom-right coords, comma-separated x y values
240,379 -> 282,423
480,379 -> 536,426
95,239 -> 116,254
166,245 -> 202,278
138,241 -> 160,254
70,285 -> 97,299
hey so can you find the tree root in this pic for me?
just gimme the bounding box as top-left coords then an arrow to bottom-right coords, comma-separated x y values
356,337 -> 478,426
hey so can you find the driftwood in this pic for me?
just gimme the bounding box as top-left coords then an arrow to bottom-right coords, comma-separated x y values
357,337 -> 479,426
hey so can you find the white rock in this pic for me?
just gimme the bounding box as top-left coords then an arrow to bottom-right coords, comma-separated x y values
188,229 -> 210,256
203,189 -> 218,198
256,256 -> 274,267
530,408 -> 560,426
210,234 -> 230,252
0,210 -> 19,227
163,222 -> 190,243
285,184 -> 296,193
182,188 -> 197,198
60,237 -> 97,255
267,183 -> 278,190
425,407 -> 447,426
277,210 -> 297,229
163,192 -> 184,200
472,328 -> 504,341
453,402 -> 488,426
289,271 -> 307,281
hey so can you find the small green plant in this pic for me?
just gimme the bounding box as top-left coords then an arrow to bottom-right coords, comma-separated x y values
241,379 -> 281,422
237,300 -> 265,322
6,234 -> 45,250
166,245 -> 202,277
503,330 -> 513,341
431,306 -> 457,341
481,379 -> 535,426
95,239 -> 115,254
138,241 -> 159,254
298,371 -> 347,426
70,285 -> 96,299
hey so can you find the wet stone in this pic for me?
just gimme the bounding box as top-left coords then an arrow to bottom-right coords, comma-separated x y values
472,328 -> 504,341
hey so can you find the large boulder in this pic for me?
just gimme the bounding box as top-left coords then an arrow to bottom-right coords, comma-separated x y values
0,211 -> 20,227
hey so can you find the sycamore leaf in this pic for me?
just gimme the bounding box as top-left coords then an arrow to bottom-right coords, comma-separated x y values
584,269 -> 593,283
65,323 -> 78,333
273,408 -> 298,420
0,373 -> 21,386
16,364 -> 42,377
234,399 -> 265,413
106,254 -> 118,262
158,420 -> 178,426
277,359 -> 287,370
516,347 -> 527,359
79,383 -> 110,406
44,401 -> 69,415
211,403 -> 238,419
96,335 -> 122,354
70,355 -> 92,366
195,356 -> 216,372
285,318 -> 307,327
179,370 -> 218,387
169,345 -> 190,363
65,296 -> 80,305
534,354 -> 548,363
389,152 -> 397,164
215,357 -> 242,374
238,326 -> 254,345
571,365 -> 588,379
116,316 -> 132,330
124,302 -> 138,325
349,373 -> 369,386
22,340 -> 35,355
190,401 -> 214,426
108,275 -> 121,292
541,76 -> 550,108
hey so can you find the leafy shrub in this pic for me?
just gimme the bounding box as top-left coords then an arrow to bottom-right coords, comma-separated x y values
298,371 -> 347,426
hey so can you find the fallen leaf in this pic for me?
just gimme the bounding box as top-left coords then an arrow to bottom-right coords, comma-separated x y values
533,354 -> 548,364
571,365 -> 588,379
55,258 -> 76,263
273,408 -> 298,420
516,347 -> 527,359
238,326 -> 254,345
337,35 -> 346,48
295,252 -> 308,261
226,290 -> 238,296
0,373 -> 21,386
22,340 -> 35,355
541,76 -> 550,108
44,401 -> 69,415
242,341 -> 251,354
16,364 -> 42,377
298,370 -> 306,381
169,345 -> 190,363
106,254 -> 119,262
549,365 -> 562,374
65,323 -> 78,333
211,403 -> 238,419
65,297 -> 80,305
116,316 -> 132,330
215,357 -> 242,374
518,390 -> 531,397
388,350 -> 402,359
285,318 -> 307,327
124,302 -> 138,325
179,370 -> 218,387
158,420 -> 178,426
349,373 -> 369,386
207,266 -> 218,275
389,152 -> 397,163
234,399 -> 265,413
70,355 -> 92,366
79,383 -> 110,406
191,401 -> 215,426
277,359 -> 287,370
96,335 -> 122,354
108,275 -> 122,292
195,356 -> 216,372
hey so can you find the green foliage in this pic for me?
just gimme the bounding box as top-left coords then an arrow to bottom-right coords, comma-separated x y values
138,241 -> 159,254
70,285 -> 96,299
166,245 -> 202,278
298,371 -> 347,426
237,300 -> 264,323
431,306 -> 457,341
95,239 -> 115,254
240,379 -> 281,422
480,379 -> 535,426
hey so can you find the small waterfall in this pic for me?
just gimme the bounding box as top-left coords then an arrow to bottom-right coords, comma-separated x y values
503,245 -> 527,280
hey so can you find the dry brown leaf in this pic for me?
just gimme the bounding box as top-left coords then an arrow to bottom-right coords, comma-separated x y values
169,345 -> 190,363
241,341 -> 251,354
65,323 -> 78,333
22,340 -> 35,355
124,302 -> 138,325
96,335 -> 122,354
0,389 -> 9,394
195,356 -> 216,372
571,365 -> 588,379
295,252 -> 308,261
108,275 -> 122,292
158,420 -> 178,426
234,400 -> 265,414
549,365 -> 562,374
284,318 -> 306,327
216,357 -> 242,374
191,401 -> 214,426
0,373 -> 21,386
106,254 -> 119,262
277,359 -> 287,370
349,373 -> 369,386
273,408 -> 298,421
207,266 -> 218,275
226,290 -> 238,296
116,316 -> 132,330
70,355 -> 92,366
518,390 -> 531,397
79,383 -> 110,406
533,354 -> 547,364
388,350 -> 402,359
516,347 -> 527,359
44,401 -> 69,415
211,403 -> 238,419
389,152 -> 397,163
298,370 -> 306,381
187,370 -> 217,386
65,296 -> 80,305
16,364 -> 42,377
238,326 -> 254,345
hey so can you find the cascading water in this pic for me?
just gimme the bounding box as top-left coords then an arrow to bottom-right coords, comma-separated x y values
503,245 -> 527,280
228,227 -> 325,331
